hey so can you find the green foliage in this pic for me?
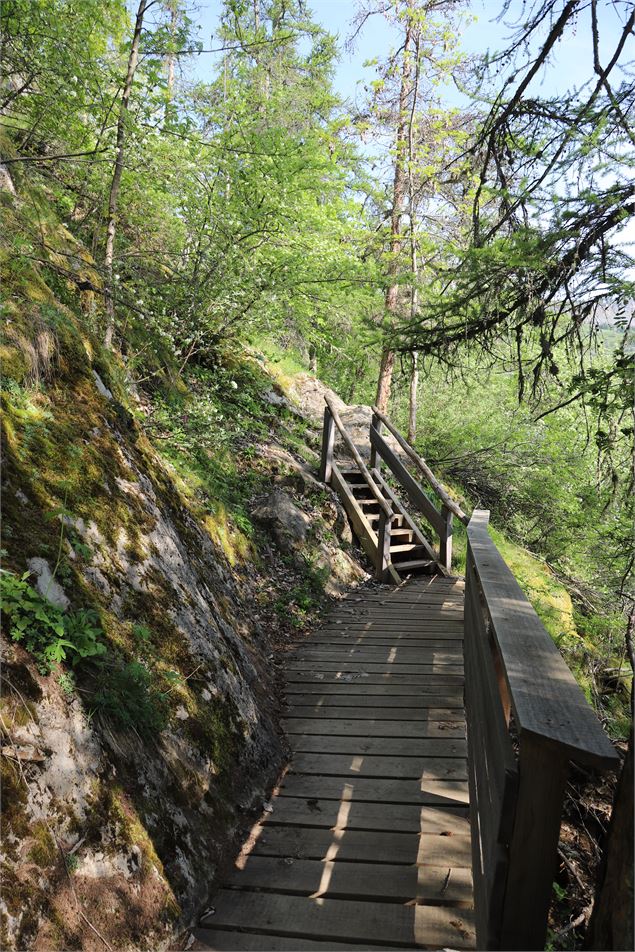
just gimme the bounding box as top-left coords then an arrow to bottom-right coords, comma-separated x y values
0,569 -> 106,673
92,661 -> 169,735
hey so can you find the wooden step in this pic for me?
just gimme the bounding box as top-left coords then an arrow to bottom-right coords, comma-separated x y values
389,543 -> 425,555
394,559 -> 437,573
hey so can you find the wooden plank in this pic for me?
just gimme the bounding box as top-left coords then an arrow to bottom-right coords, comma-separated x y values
371,469 -> 438,565
467,511 -> 617,768
284,709 -> 465,727
192,928 -> 389,951
331,464 -> 378,568
223,856 -> 473,905
370,406 -> 468,525
279,773 -> 470,807
292,648 -> 463,663
500,735 -> 570,951
286,662 -> 465,675
287,734 -> 466,757
260,797 -> 470,834
252,825 -> 472,867
290,752 -> 468,782
285,672 -> 464,685
201,890 -> 476,949
284,682 -> 463,697
369,426 -> 445,536
284,694 -> 465,709
298,636 -> 464,647
319,406 -> 335,483
283,717 -> 464,739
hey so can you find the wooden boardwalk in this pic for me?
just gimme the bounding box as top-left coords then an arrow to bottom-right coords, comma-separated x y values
194,575 -> 476,951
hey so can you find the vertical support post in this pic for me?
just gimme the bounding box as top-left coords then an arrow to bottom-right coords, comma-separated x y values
439,505 -> 453,571
319,406 -> 335,484
369,412 -> 383,471
500,734 -> 570,950
376,509 -> 392,580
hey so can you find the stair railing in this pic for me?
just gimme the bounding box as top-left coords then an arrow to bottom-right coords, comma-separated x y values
464,510 -> 619,950
368,407 -> 467,571
320,397 -> 395,580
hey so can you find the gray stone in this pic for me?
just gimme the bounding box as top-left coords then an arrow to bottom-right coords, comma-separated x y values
251,490 -> 310,551
92,370 -> 113,400
27,557 -> 70,610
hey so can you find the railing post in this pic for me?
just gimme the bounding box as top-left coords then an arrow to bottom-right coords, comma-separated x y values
439,505 -> 453,571
500,734 -> 570,950
369,412 -> 382,471
319,405 -> 335,484
376,508 -> 392,581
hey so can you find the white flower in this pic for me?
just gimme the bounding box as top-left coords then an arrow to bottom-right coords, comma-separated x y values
230,380 -> 238,390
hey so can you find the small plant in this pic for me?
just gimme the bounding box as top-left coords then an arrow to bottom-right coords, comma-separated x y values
64,853 -> 80,874
93,660 -> 168,735
0,569 -> 106,673
58,670 -> 76,698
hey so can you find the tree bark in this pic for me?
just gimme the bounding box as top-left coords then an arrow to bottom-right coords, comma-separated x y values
585,726 -> 633,951
374,22 -> 412,414
406,33 -> 421,445
104,0 -> 149,348
408,351 -> 419,443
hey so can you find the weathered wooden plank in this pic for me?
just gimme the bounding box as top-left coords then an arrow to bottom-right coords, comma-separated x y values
284,694 -> 465,709
224,856 -> 474,904
371,469 -> 438,565
285,678 -> 462,693
288,734 -> 466,757
369,426 -> 445,536
260,797 -> 470,834
284,709 -> 465,727
292,648 -> 463,663
290,752 -> 468,781
252,825 -> 473,867
192,928 -> 390,951
286,662 -> 465,675
201,891 -> 476,949
278,774 -> 470,807
285,671 -> 464,685
467,511 -> 617,769
283,716 -> 464,736
319,406 -> 335,483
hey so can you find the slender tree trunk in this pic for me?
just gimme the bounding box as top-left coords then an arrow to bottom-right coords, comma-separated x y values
408,351 -> 419,443
104,0 -> 149,348
375,23 -> 413,414
406,33 -> 421,445
166,1 -> 178,100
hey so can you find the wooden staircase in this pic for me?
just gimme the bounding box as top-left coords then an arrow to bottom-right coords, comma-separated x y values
339,468 -> 437,579
320,400 -> 468,582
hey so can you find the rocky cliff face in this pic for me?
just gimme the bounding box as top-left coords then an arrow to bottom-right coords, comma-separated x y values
0,208 -> 366,949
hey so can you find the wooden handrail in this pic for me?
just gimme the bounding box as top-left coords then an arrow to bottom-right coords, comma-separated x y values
464,509 -> 619,950
371,406 -> 469,525
324,397 -> 392,518
467,510 -> 618,768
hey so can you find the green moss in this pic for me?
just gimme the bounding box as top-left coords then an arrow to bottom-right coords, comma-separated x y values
27,821 -> 57,867
0,759 -> 29,845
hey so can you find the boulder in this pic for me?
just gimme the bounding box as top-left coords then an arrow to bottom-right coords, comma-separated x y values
251,490 -> 310,552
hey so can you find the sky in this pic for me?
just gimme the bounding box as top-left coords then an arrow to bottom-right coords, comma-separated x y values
185,0 -> 634,105
177,0 -> 634,254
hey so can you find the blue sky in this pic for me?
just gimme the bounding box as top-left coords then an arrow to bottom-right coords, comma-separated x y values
185,0 -> 634,106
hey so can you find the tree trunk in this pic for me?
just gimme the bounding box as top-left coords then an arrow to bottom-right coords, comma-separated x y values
408,351 -> 419,443
104,0 -> 149,348
374,23 -> 412,414
585,727 -> 633,950
406,33 -> 421,446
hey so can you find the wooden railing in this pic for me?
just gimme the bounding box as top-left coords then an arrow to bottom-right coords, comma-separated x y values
319,398 -> 395,580
465,510 -> 619,950
368,408 -> 461,571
